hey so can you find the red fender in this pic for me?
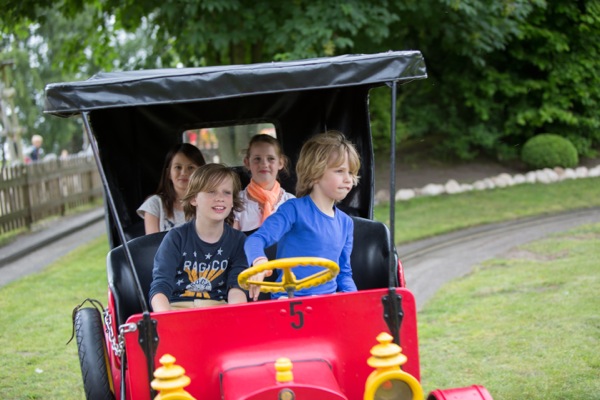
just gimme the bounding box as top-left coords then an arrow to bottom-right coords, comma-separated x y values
427,385 -> 493,400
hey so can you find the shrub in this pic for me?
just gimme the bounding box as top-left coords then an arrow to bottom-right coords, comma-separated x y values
521,134 -> 579,169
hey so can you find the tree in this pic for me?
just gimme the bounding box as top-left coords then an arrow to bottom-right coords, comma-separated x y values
3,0 -> 401,67
2,1 -> 404,156
493,0 -> 600,159
382,0 -> 600,160
2,0 -> 599,161
1,5 -> 162,157
2,11 -> 89,158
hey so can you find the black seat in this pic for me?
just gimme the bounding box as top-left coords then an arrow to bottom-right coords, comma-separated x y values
231,166 -> 251,189
107,231 -> 167,326
123,220 -> 146,241
107,218 -> 395,319
253,217 -> 396,296
350,217 -> 397,290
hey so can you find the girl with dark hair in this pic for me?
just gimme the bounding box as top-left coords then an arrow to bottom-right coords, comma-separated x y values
137,143 -> 206,234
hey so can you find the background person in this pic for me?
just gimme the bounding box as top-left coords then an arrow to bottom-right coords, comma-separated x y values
28,134 -> 44,162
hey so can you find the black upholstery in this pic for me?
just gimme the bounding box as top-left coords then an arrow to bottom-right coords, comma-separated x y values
256,217 -> 396,293
123,220 -> 146,242
106,218 -> 396,323
107,231 -> 167,326
350,217 -> 397,290
231,166 -> 251,190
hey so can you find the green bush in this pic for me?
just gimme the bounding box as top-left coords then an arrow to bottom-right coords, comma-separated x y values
521,134 -> 579,169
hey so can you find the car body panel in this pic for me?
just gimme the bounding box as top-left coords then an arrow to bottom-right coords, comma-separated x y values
122,288 -> 419,399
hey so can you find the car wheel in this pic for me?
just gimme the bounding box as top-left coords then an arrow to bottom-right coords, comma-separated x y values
75,307 -> 115,400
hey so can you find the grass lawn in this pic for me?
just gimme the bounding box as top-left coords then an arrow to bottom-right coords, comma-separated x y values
0,237 -> 108,399
418,223 -> 600,399
0,178 -> 598,398
375,177 -> 600,244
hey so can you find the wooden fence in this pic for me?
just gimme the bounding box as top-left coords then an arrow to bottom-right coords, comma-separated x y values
0,155 -> 103,234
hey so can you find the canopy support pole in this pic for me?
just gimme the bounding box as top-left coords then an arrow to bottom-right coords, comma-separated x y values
381,81 -> 404,346
82,112 -> 158,397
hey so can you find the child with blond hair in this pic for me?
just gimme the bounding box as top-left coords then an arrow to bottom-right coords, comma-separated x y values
244,131 -> 360,300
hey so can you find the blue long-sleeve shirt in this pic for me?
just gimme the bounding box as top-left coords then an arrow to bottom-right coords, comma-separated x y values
244,196 -> 357,297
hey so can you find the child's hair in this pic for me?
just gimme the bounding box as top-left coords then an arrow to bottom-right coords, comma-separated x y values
295,131 -> 360,198
156,143 -> 206,218
182,163 -> 244,225
243,134 -> 290,177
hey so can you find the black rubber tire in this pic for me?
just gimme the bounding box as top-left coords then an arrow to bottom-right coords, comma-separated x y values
75,307 -> 115,400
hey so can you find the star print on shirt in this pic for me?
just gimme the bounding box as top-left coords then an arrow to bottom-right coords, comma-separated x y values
183,252 -> 187,257
205,252 -> 212,260
217,248 -> 224,256
194,251 -> 197,258
177,279 -> 184,286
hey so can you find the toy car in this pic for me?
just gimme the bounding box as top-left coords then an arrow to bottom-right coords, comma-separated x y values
46,51 -> 493,400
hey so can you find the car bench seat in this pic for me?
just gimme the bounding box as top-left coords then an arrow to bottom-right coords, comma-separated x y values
107,217 -> 397,324
259,217 -> 398,291
107,231 -> 167,326
350,216 -> 397,290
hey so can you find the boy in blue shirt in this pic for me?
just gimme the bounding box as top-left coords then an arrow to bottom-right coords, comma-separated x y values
244,131 -> 360,300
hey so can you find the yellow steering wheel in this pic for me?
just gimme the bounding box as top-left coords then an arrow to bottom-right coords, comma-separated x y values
238,257 -> 339,297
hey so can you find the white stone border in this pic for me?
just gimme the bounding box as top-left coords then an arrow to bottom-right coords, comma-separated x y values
374,164 -> 600,204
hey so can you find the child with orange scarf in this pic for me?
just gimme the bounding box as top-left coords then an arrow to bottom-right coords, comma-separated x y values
234,134 -> 295,234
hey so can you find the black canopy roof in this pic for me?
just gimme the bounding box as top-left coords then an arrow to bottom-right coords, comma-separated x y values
44,51 -> 427,247
44,51 -> 426,116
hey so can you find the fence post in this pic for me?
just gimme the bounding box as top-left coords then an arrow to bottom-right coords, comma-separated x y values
22,164 -> 33,230
87,159 -> 94,203
0,155 -> 101,235
56,159 -> 66,216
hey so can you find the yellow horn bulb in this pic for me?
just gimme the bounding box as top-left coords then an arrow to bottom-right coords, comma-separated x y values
151,354 -> 196,400
364,332 -> 423,400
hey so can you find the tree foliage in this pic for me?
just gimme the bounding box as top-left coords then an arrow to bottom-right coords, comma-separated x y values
387,0 -> 600,160
1,0 -> 599,161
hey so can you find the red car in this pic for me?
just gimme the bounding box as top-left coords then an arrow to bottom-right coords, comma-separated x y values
46,51 -> 493,400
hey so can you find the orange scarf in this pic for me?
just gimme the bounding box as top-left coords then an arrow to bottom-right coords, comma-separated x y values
246,180 -> 282,223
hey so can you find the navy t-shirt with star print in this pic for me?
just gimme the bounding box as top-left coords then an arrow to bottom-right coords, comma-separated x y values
149,220 -> 248,304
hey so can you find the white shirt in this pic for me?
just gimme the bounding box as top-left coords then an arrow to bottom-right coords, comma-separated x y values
137,195 -> 186,232
234,188 -> 295,232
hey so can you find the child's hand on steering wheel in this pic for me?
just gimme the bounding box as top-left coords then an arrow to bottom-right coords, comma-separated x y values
248,257 -> 272,301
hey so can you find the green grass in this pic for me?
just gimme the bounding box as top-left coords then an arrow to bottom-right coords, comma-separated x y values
374,177 -> 600,244
418,223 -> 600,399
0,178 -> 598,398
0,236 -> 108,399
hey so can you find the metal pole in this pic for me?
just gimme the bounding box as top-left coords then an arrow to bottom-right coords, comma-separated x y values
388,81 -> 397,287
81,112 -> 158,397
